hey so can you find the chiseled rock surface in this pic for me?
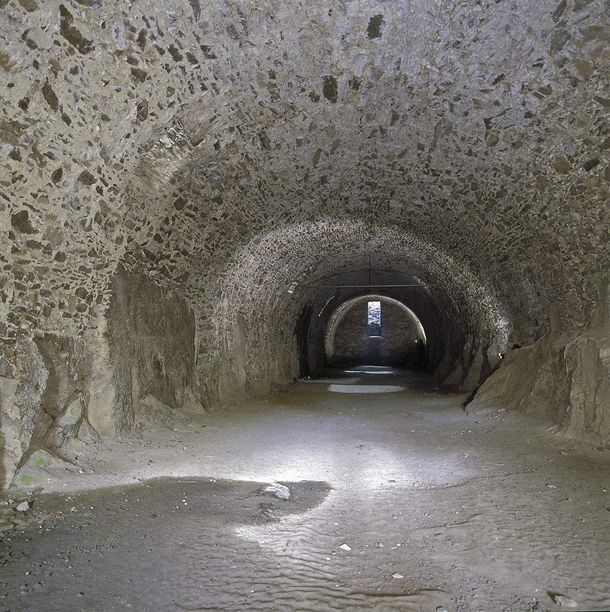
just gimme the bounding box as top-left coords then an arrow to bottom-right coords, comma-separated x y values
563,329 -> 610,445
468,328 -> 610,446
0,338 -> 47,489
468,281 -> 610,446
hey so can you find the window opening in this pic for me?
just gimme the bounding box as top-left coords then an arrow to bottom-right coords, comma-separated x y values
367,300 -> 382,336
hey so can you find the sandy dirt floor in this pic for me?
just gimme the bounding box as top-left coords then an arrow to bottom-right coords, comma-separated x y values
1,369 -> 609,611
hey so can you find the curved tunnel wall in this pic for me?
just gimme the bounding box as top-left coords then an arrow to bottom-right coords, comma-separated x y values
194,220 -> 511,404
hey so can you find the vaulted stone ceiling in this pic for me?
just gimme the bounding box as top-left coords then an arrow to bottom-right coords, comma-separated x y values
2,2 -> 607,319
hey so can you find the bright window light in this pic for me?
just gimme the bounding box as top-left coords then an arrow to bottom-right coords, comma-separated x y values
367,300 -> 381,336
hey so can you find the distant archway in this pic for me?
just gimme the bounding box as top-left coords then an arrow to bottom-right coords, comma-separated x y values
324,295 -> 427,368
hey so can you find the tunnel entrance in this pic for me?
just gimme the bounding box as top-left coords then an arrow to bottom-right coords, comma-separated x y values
292,262 -> 493,386
324,295 -> 427,370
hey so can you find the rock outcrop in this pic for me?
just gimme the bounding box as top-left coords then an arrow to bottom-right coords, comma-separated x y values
468,280 -> 610,447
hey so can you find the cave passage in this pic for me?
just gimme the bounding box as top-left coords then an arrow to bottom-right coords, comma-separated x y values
1,1 -> 609,610
293,264 -> 473,385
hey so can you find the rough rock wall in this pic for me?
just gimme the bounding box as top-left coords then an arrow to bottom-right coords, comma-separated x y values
0,337 -> 47,488
129,0 -> 609,349
0,263 -> 201,488
2,0 -> 607,356
467,279 -> 610,447
1,0 -> 214,484
0,0 -> 212,347
0,327 -> 107,488
106,263 -> 203,431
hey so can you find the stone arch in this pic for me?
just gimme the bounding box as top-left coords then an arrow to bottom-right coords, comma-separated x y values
324,294 -> 427,367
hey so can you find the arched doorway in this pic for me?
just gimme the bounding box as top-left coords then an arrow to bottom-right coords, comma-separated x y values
324,295 -> 427,368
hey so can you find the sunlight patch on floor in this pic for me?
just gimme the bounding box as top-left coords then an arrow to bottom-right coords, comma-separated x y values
328,384 -> 407,394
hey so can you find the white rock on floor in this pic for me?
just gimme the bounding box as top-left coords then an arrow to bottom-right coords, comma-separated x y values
15,501 -> 30,512
549,592 -> 578,608
263,483 -> 291,501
